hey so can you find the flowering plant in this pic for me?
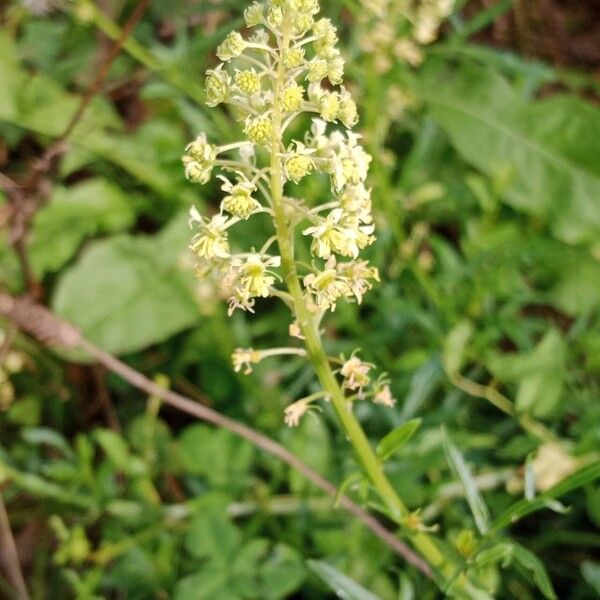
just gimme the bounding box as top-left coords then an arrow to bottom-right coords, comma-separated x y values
183,1 -> 492,596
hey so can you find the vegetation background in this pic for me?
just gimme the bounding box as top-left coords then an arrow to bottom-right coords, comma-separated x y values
0,0 -> 599,598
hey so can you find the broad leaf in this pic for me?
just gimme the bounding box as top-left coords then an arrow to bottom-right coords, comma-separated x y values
52,214 -> 199,357
420,60 -> 600,244
29,179 -> 135,276
485,329 -> 567,417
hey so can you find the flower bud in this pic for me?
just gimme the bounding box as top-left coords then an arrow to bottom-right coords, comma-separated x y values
182,134 -> 217,184
217,31 -> 246,61
205,66 -> 230,107
244,2 -> 263,27
319,92 -> 340,122
327,53 -> 345,85
338,89 -> 358,127
307,59 -> 328,83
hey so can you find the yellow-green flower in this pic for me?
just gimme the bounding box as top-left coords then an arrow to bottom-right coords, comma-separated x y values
244,116 -> 273,146
219,175 -> 261,219
244,2 -> 263,27
234,69 -> 261,95
217,31 -> 245,61
283,47 -> 306,69
182,133 -> 218,184
205,66 -> 230,107
307,59 -> 328,83
282,81 -> 304,112
284,142 -> 315,183
320,92 -> 340,122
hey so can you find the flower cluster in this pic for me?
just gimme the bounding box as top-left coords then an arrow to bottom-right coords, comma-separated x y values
340,353 -> 396,406
359,0 -> 455,71
183,0 -> 392,426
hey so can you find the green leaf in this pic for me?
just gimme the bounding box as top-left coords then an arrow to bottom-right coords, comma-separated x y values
174,571 -> 233,600
52,213 -> 199,357
492,461 -> 600,531
376,419 -> 422,461
284,414 -> 332,493
185,511 -> 241,564
95,429 -> 139,474
22,427 -> 74,459
178,424 -> 254,489
419,60 -> 600,244
511,543 -> 557,599
443,430 -> 491,534
443,321 -> 473,376
259,543 -> 305,600
307,560 -> 383,600
232,541 -> 305,600
581,561 -> 600,595
29,179 -> 135,276
486,329 -> 567,417
472,543 -> 513,568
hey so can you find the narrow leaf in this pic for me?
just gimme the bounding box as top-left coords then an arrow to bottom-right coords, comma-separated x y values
511,543 -> 557,600
581,561 -> 600,595
307,560 -> 383,600
472,543 -> 513,568
492,461 -> 600,531
443,430 -> 491,534
376,419 -> 422,461
524,453 -> 536,501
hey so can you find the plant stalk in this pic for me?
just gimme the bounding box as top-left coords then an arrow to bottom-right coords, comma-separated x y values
267,22 -> 487,597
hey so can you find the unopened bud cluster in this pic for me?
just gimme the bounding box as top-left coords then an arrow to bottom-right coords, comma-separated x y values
183,0 -> 395,425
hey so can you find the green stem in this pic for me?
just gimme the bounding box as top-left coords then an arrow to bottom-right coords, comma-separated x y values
266,19 -> 478,596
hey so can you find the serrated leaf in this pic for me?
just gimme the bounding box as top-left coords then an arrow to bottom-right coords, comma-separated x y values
52,213 -> 199,357
511,543 -> 557,599
307,560 -> 383,600
376,419 -> 422,461
443,430 -> 491,534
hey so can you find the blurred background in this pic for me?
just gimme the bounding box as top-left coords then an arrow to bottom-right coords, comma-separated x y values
0,0 -> 599,598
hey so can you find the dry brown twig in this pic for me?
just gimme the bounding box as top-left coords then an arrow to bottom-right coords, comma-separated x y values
0,492 -> 29,600
0,292 -> 433,578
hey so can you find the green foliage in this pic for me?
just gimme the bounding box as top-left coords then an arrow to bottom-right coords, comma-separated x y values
52,214 -> 199,356
307,560 -> 383,600
419,60 -> 600,244
0,0 -> 599,598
